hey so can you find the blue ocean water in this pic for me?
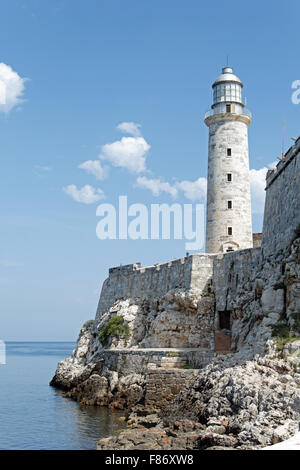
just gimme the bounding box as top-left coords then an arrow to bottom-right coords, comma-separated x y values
0,342 -> 125,450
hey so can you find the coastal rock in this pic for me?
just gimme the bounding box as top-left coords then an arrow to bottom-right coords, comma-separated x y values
282,340 -> 300,357
50,239 -> 300,450
272,420 -> 299,444
97,428 -> 170,451
66,371 -> 145,409
160,357 -> 300,449
98,355 -> 300,450
50,320 -> 101,389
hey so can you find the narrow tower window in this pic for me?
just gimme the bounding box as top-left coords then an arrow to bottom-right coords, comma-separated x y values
227,173 -> 232,182
228,227 -> 233,236
226,104 -> 231,113
227,148 -> 232,157
227,200 -> 232,209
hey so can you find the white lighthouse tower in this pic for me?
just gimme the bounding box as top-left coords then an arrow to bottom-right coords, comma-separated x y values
204,66 -> 253,253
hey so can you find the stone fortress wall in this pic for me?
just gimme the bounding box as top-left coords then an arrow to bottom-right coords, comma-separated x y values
96,255 -> 214,321
52,137 -> 300,421
93,139 -> 299,361
262,136 -> 300,256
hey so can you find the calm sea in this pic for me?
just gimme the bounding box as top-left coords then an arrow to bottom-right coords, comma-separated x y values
0,342 -> 125,450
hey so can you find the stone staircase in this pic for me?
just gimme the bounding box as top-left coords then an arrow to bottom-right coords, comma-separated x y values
160,354 -> 188,369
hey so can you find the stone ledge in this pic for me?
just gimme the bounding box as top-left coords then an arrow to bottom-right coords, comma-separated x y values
265,137 -> 300,189
102,348 -> 211,353
99,348 -> 215,375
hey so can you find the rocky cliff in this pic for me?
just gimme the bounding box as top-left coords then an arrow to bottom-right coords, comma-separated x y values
51,236 -> 300,449
98,351 -> 300,450
50,133 -> 300,450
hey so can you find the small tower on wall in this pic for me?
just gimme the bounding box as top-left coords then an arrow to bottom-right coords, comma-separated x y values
204,66 -> 253,253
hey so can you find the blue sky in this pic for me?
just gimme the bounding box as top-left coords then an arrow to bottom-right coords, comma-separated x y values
1,0 -> 299,341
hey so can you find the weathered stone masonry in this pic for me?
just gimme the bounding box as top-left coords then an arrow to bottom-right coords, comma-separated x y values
263,136 -> 300,257
51,137 -> 300,420
94,140 -> 299,357
96,255 -> 214,321
205,67 -> 253,253
99,349 -> 215,374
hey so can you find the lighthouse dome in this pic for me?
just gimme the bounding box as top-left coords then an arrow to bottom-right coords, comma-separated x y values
212,67 -> 243,106
213,67 -> 243,87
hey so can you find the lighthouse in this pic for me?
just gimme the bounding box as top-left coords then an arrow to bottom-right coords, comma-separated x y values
204,66 -> 253,253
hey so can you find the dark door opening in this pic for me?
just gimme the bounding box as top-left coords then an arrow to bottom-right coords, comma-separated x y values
219,310 -> 231,330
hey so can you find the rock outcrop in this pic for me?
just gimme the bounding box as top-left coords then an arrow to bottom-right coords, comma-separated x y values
50,320 -> 102,389
51,238 -> 300,450
50,284 -> 216,390
51,238 -> 300,387
65,371 -> 145,409
50,130 -> 300,450
98,353 -> 300,450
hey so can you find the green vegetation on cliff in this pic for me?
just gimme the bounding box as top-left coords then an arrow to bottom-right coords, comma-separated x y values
271,323 -> 300,351
99,315 -> 130,346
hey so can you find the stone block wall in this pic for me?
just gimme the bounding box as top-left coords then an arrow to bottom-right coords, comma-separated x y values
213,247 -> 261,312
252,233 -> 262,248
99,349 -> 215,376
212,247 -> 262,352
91,140 -> 300,361
262,137 -> 300,256
214,332 -> 231,352
144,369 -> 198,408
96,254 -> 214,321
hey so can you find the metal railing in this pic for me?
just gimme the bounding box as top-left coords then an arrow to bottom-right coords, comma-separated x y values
204,108 -> 252,120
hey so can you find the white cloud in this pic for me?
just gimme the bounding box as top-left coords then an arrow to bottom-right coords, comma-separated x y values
135,162 -> 275,211
250,161 -> 280,214
117,121 -> 141,137
176,177 -> 207,201
100,136 -> 150,173
250,167 -> 268,214
78,160 -> 108,180
63,184 -> 105,204
136,176 -> 178,198
0,63 -> 27,113
136,176 -> 207,201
